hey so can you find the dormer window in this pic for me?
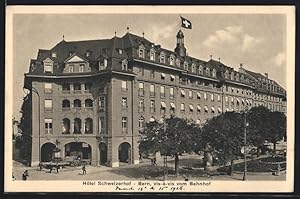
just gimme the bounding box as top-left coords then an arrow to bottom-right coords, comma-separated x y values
175,58 -> 180,67
86,51 -> 91,57
99,58 -> 107,70
118,49 -> 123,54
43,58 -> 54,73
51,52 -> 57,58
69,51 -> 74,56
183,61 -> 188,71
150,48 -> 155,61
121,59 -> 128,71
199,65 -> 203,75
159,52 -> 165,63
235,73 -> 240,81
224,70 -> 229,79
191,63 -> 196,73
231,72 -> 235,80
205,67 -> 210,76
138,45 -> 145,58
212,69 -> 216,78
169,54 -> 175,65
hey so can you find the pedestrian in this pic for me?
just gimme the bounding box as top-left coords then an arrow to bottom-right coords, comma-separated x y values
150,158 -> 154,166
56,163 -> 59,174
153,157 -> 157,166
82,164 -> 86,175
49,165 -> 53,173
22,170 -> 29,181
139,153 -> 143,161
39,162 -> 43,171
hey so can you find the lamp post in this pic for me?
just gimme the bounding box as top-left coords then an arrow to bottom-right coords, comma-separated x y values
242,106 -> 249,181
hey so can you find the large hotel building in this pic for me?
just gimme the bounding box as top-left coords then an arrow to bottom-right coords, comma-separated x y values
22,30 -> 286,167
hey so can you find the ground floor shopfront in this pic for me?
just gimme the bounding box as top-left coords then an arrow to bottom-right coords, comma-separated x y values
30,135 -> 140,167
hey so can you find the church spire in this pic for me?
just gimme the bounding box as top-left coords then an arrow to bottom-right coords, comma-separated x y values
174,30 -> 186,57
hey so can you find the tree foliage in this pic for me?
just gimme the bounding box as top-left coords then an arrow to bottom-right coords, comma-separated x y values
201,112 -> 244,166
139,116 -> 201,176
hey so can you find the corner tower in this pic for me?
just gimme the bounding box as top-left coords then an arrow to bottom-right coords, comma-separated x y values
174,30 -> 186,57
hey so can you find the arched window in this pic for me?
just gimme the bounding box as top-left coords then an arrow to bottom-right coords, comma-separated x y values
231,72 -> 235,80
191,63 -> 196,73
175,58 -> 181,67
62,99 -> 70,109
224,70 -> 229,79
206,67 -> 210,76
169,54 -> 175,65
85,118 -> 93,134
150,48 -> 156,61
99,58 -> 107,70
74,99 -> 81,108
212,69 -> 217,78
159,51 -> 165,63
121,59 -> 128,71
183,61 -> 188,71
85,99 -> 93,108
235,73 -> 240,81
74,118 -> 82,134
62,83 -> 70,92
138,45 -> 145,58
199,65 -> 203,75
62,118 -> 70,134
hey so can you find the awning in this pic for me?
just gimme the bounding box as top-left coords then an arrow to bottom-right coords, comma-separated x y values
170,102 -> 176,108
218,107 -> 222,113
161,102 -> 166,108
197,92 -> 201,98
226,108 -> 229,112
197,105 -> 201,111
204,106 -> 208,111
161,73 -> 166,78
181,90 -> 185,96
211,107 -> 215,112
189,105 -> 194,110
170,75 -> 175,79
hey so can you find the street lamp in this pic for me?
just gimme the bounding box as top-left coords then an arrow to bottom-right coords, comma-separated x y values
242,106 -> 249,181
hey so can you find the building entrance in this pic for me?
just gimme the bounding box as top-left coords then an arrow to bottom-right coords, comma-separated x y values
118,142 -> 131,164
99,142 -> 107,165
41,142 -> 56,162
64,142 -> 92,160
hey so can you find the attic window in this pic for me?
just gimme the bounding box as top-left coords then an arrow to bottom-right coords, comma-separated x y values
99,58 -> 107,71
150,49 -> 155,61
191,64 -> 196,73
175,58 -> 180,67
199,65 -> 203,74
159,52 -> 165,64
169,55 -> 175,65
205,67 -> 210,76
121,59 -> 128,71
212,69 -> 216,78
118,49 -> 123,54
43,59 -> 54,73
86,51 -> 91,57
51,52 -> 57,58
138,45 -> 145,58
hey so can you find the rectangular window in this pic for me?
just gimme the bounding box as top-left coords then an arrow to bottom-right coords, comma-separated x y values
150,100 -> 155,113
99,97 -> 105,109
121,97 -> 128,109
44,83 -> 52,93
150,84 -> 155,97
45,118 -> 53,134
139,67 -> 144,76
150,52 -> 155,61
45,99 -> 52,110
138,99 -> 144,112
161,73 -> 166,80
69,65 -> 74,73
79,64 -> 85,72
121,81 -> 127,91
225,96 -> 228,102
138,82 -> 144,96
121,117 -> 128,133
170,87 -> 174,99
180,103 -> 185,112
170,75 -> 175,82
160,86 -> 165,98
211,93 -> 214,101
44,63 -> 53,73
150,69 -> 155,78
99,117 -> 105,134
217,95 -> 221,102
189,90 -> 193,99
204,93 -> 207,100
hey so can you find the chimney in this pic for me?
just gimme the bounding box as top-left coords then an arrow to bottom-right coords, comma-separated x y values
265,73 -> 268,79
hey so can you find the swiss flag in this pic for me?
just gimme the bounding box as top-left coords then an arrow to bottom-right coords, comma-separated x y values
181,16 -> 192,29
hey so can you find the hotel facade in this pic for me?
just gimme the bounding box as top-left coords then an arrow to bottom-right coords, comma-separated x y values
22,30 -> 286,167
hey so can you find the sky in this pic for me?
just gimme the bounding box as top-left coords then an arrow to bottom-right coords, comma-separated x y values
12,13 -> 287,119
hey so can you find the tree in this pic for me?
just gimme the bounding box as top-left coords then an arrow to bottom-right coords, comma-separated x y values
247,106 -> 271,155
266,111 -> 286,151
201,112 -> 244,175
139,116 -> 200,177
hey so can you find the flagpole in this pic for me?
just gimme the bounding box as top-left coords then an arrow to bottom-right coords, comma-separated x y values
179,14 -> 182,31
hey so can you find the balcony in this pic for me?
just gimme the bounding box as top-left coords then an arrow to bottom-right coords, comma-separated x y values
62,107 -> 71,111
83,107 -> 93,111
62,89 -> 71,94
73,90 -> 82,94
